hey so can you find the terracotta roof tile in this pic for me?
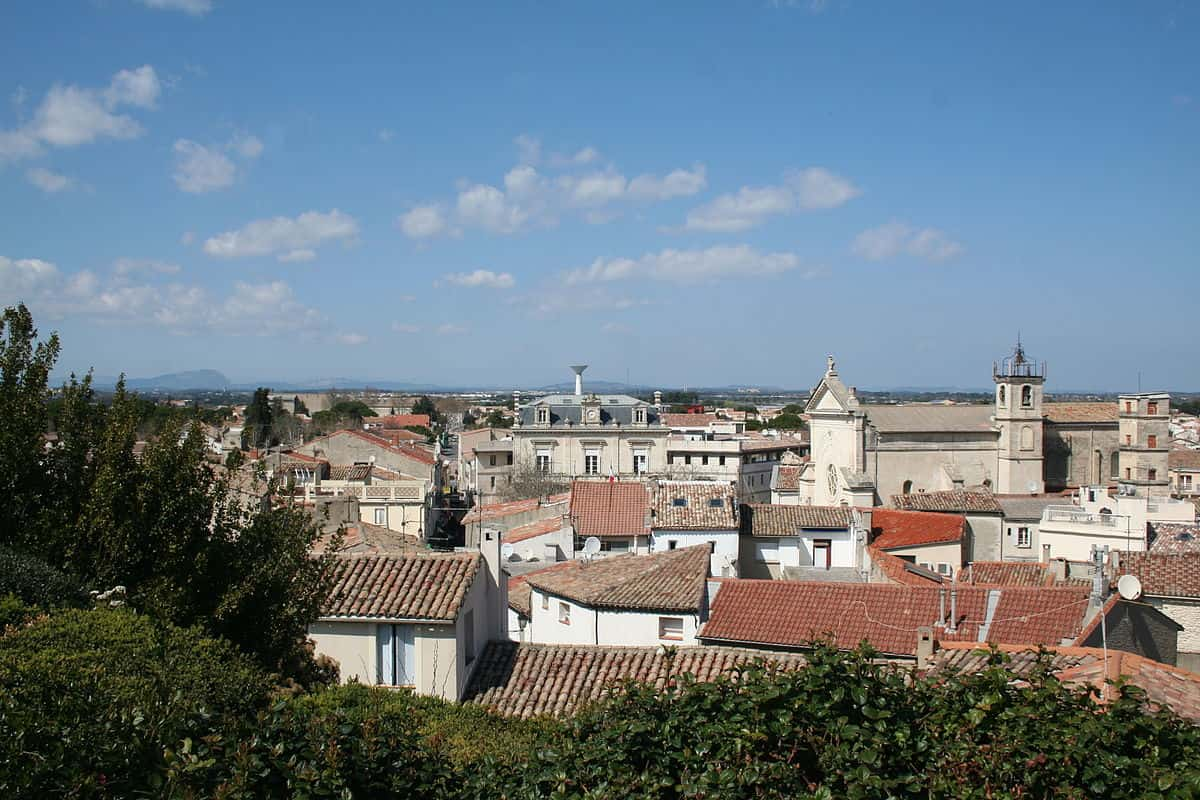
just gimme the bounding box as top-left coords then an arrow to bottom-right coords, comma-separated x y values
322,552 -> 480,622
1149,522 -> 1200,554
891,490 -> 1004,514
1115,551 -> 1200,597
1170,449 -> 1200,471
464,642 -> 806,718
869,546 -> 945,586
661,413 -> 719,428
464,493 -> 571,524
304,429 -> 436,467
699,581 -> 1090,656
526,545 -> 710,612
651,482 -> 737,530
960,561 -> 1056,587
1042,402 -> 1119,424
570,480 -> 649,537
741,503 -> 853,536
871,508 -> 965,549
504,517 -> 568,544
773,464 -> 802,491
328,464 -> 372,481
365,413 -> 432,429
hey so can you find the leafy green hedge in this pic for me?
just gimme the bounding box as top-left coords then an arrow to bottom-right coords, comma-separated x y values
0,545 -> 86,609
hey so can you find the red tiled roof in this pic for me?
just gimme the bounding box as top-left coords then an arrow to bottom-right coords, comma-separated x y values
868,546 -> 945,586
699,581 -> 1090,656
464,493 -> 571,524
651,482 -> 737,530
372,428 -> 428,445
774,465 -> 802,491
526,545 -> 710,612
464,642 -> 806,718
959,561 -> 1057,587
1042,402 -> 1119,424
322,552 -> 480,622
930,643 -> 1200,723
871,508 -> 964,549
312,522 -> 421,555
1115,551 -> 1200,598
504,517 -> 568,544
570,480 -> 649,537
1170,449 -> 1200,471
891,490 -> 1004,514
741,504 -> 853,536
1149,522 -> 1200,554
366,413 -> 432,429
328,464 -> 372,481
661,413 -> 719,428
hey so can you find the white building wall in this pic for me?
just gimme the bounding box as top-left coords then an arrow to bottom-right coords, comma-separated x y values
1146,598 -> 1200,655
882,541 -> 963,577
650,529 -> 739,577
528,591 -> 599,645
796,529 -> 855,568
308,621 -> 377,684
595,609 -> 700,646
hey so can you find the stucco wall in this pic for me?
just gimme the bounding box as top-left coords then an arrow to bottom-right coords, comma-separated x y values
528,591 -> 599,645
650,529 -> 738,576
595,608 -> 701,646
308,621 -> 377,684
513,429 -> 670,478
965,514 -> 1003,562
1043,425 -> 1119,489
884,541 -> 962,577
796,529 -> 855,568
1147,597 -> 1200,655
866,442 -> 997,502
297,432 -> 433,482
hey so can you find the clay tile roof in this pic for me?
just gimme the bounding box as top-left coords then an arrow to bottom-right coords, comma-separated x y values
662,413 -> 719,428
931,643 -> 1200,724
870,508 -> 965,549
740,504 -> 853,536
773,464 -> 802,491
891,490 -> 1004,514
464,642 -> 807,718
959,561 -> 1056,587
504,517 -> 567,544
1042,402 -> 1119,424
368,413 -> 432,429
570,480 -> 649,537
699,581 -> 1090,656
1115,551 -> 1200,597
464,493 -> 571,525
322,552 -> 480,622
869,546 -> 945,586
738,434 -> 808,453
525,545 -> 710,612
1149,522 -> 1200,554
328,464 -> 372,481
1170,449 -> 1200,471
507,577 -> 532,617
651,482 -> 737,530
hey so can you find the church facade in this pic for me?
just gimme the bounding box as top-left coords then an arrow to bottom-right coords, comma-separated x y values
798,344 -> 1148,508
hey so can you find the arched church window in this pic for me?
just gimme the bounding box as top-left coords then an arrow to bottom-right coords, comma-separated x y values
902,479 -> 913,494
1020,425 -> 1034,451
1021,385 -> 1033,408
998,386 -> 1006,407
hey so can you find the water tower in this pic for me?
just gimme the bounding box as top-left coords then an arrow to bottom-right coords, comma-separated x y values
570,365 -> 588,397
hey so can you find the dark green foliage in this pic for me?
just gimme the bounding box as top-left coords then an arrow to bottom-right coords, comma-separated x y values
769,412 -> 806,430
0,546 -> 86,609
412,395 -> 442,425
0,608 -> 271,798
780,403 -> 805,415
484,409 -> 513,429
0,595 -> 39,629
406,423 -> 435,440
241,386 -> 274,450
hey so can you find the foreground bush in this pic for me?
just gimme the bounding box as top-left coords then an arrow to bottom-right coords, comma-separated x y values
0,607 -> 271,797
0,545 -> 86,609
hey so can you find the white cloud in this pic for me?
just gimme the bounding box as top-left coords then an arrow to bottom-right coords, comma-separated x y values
398,204 -> 450,239
1,67 -> 161,162
561,171 -> 627,207
627,165 -> 707,200
172,132 -> 263,193
679,167 -> 858,232
277,249 -> 315,263
25,167 -> 73,193
456,183 -> 531,234
203,209 -> 359,261
230,132 -> 263,159
0,256 -> 60,297
391,322 -> 421,334
851,221 -> 964,263
436,323 -> 467,335
136,0 -> 213,16
113,258 -> 182,277
172,140 -> 235,192
439,269 -> 515,289
564,245 -> 802,285
336,332 -> 368,346
511,288 -> 650,319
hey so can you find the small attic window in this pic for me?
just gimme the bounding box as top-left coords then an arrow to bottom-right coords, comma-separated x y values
672,497 -> 687,507
708,498 -> 724,508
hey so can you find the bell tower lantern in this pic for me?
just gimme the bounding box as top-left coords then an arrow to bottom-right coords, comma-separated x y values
993,338 -> 1045,494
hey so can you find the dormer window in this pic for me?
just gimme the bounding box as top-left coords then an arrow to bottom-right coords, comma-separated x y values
672,497 -> 687,507
537,407 -> 549,424
635,406 -> 646,424
708,498 -> 724,508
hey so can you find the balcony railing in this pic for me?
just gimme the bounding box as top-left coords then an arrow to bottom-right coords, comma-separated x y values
1043,506 -> 1125,528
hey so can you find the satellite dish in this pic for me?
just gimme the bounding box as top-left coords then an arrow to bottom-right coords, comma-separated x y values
500,542 -> 515,561
1117,574 -> 1142,601
583,537 -> 602,557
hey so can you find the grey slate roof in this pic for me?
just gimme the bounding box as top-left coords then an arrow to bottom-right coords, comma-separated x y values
862,404 -> 995,434
996,494 -> 1065,521
518,394 -> 663,427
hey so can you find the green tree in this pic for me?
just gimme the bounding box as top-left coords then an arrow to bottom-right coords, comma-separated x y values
0,304 -> 59,553
484,409 -> 513,429
769,412 -> 806,430
411,395 -> 441,426
241,387 -> 274,450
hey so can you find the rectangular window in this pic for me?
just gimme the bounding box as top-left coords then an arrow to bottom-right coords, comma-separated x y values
708,498 -> 723,508
754,539 -> 780,563
1017,527 -> 1031,548
506,453 -> 513,465
936,563 -> 952,576
1149,468 -> 1158,481
1125,468 -> 1131,480
1125,434 -> 1132,445
684,455 -> 692,465
558,602 -> 570,625
536,453 -> 551,473
1180,475 -> 1193,488
376,624 -> 415,686
719,456 -> 726,466
490,476 -> 496,490
1148,435 -> 1157,448
667,540 -> 678,550
374,507 -> 386,525
1148,401 -> 1158,415
585,454 -> 599,475
633,450 -> 648,475
702,455 -> 709,465
658,617 -> 684,641
1125,401 -> 1133,413
464,609 -> 476,665
599,539 -> 630,553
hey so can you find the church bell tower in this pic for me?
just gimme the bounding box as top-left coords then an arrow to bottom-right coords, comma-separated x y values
993,338 -> 1045,495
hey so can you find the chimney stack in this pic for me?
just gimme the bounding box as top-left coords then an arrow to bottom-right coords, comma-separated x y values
947,589 -> 958,634
654,390 -> 662,409
570,365 -> 588,397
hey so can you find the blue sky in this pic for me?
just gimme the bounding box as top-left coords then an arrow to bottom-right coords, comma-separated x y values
2,1 -> 1197,391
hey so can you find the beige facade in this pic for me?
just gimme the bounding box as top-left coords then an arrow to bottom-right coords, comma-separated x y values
1118,393 -> 1171,498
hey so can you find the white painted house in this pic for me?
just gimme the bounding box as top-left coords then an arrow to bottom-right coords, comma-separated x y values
308,531 -> 507,701
739,504 -> 868,580
520,544 -> 711,647
649,481 -> 740,577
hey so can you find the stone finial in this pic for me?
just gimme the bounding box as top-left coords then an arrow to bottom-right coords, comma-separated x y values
826,355 -> 837,375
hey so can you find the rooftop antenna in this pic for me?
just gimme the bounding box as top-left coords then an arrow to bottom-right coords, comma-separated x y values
570,365 -> 588,397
